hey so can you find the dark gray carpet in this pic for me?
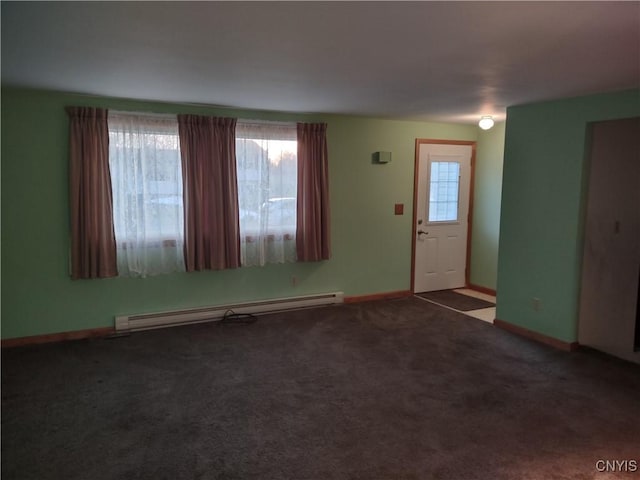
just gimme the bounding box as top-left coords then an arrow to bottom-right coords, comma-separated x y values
416,290 -> 495,311
2,298 -> 639,480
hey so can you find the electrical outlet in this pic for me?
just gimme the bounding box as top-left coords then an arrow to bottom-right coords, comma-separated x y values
291,275 -> 298,287
532,297 -> 541,311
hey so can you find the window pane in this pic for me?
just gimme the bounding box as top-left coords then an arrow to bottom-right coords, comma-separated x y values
236,121 -> 297,266
428,161 -> 460,222
108,112 -> 185,277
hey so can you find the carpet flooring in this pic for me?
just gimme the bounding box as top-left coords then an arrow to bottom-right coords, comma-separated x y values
2,297 -> 639,480
416,290 -> 495,311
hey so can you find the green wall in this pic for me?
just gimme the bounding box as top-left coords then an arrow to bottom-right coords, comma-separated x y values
2,87 -> 502,339
470,122 -> 504,290
496,89 -> 640,343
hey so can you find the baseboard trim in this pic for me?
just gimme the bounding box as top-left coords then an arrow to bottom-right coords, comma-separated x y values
1,293 -> 413,345
1,327 -> 115,348
494,319 -> 579,352
467,284 -> 497,297
344,290 -> 413,304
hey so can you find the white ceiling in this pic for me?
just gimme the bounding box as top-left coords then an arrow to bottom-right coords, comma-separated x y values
2,2 -> 639,124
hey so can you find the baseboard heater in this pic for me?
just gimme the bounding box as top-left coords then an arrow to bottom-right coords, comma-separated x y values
115,292 -> 344,333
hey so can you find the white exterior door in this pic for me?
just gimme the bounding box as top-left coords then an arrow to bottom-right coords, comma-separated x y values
413,142 -> 473,293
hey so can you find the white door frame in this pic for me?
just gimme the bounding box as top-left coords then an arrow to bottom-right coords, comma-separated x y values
411,139 -> 476,293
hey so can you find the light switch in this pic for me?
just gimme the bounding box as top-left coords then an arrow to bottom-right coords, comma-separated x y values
395,203 -> 404,215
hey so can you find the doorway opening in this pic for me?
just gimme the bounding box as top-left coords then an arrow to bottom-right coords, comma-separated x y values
578,117 -> 640,363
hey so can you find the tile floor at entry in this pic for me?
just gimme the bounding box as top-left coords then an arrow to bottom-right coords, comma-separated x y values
416,288 -> 496,324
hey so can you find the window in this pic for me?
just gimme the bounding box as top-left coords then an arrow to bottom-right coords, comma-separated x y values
107,114 -> 300,274
235,121 -> 298,266
69,106 -> 329,278
108,112 -> 186,277
105,114 -> 306,275
428,161 -> 460,223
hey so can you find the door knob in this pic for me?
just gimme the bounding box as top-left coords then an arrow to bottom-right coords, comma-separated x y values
418,230 -> 429,235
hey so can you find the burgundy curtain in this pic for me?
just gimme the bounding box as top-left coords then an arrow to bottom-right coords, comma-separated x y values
66,107 -> 118,279
178,115 -> 241,271
296,123 -> 331,261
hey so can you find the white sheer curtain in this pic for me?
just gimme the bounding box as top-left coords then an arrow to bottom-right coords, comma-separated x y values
108,111 -> 186,277
236,120 -> 297,266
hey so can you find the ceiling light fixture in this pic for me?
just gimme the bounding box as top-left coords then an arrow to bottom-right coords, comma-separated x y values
478,116 -> 495,130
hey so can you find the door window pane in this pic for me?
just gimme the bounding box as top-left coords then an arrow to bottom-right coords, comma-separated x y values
428,161 -> 460,222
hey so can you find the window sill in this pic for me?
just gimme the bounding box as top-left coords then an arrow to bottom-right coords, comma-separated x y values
117,239 -> 181,250
242,233 -> 295,243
